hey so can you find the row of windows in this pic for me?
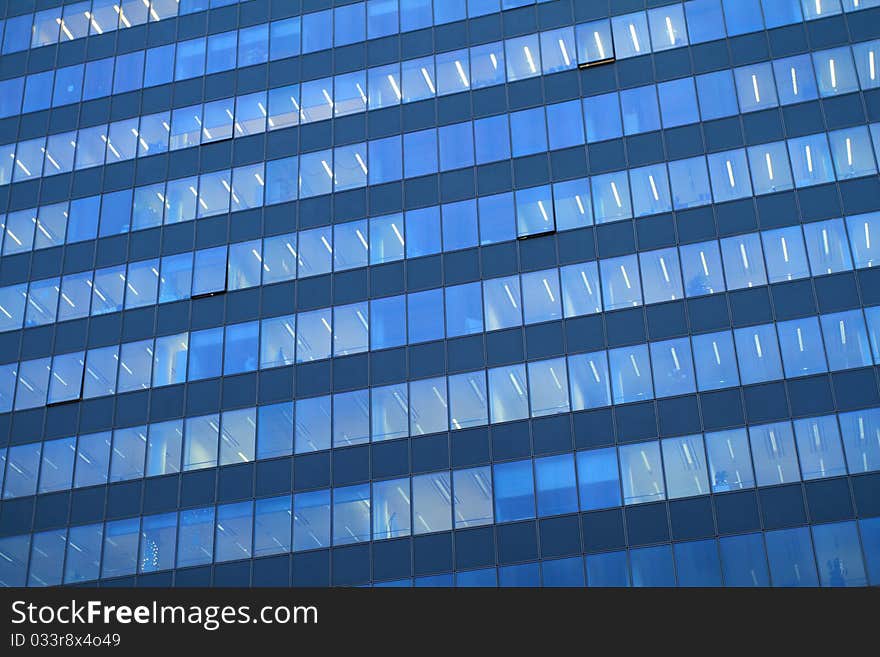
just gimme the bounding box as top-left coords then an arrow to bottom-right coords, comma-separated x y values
5,24 -> 879,179
3,202 -> 879,359
4,0 -> 878,121
0,0 -> 238,55
0,1 -> 579,118
3,302 -> 880,459
371,522 -> 879,587
2,0 -> 556,58
2,109 -> 878,267
2,380 -> 879,501
0,474 -> 877,585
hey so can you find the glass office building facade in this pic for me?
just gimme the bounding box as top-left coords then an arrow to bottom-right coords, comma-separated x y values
0,0 -> 879,588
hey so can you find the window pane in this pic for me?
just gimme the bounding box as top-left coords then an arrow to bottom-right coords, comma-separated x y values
493,459 -> 535,522
535,453 -> 578,517
293,489 -> 331,551
373,478 -> 411,539
662,434 -> 710,499
793,415 -> 848,480
750,421 -> 801,486
705,428 -> 755,492
333,484 -> 371,545
618,441 -> 665,505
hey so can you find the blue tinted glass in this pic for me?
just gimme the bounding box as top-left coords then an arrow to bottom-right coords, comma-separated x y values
438,123 -> 474,170
445,283 -> 484,337
456,568 -> 497,587
777,316 -> 828,377
675,540 -> 723,586
685,0 -> 726,44
696,70 -> 739,120
493,459 -> 535,523
542,557 -> 585,587
762,0 -> 804,26
478,193 -> 516,245
630,545 -> 676,587
408,289 -> 444,343
441,199 -> 479,251
812,521 -> 867,587
583,93 -> 622,142
620,86 -> 661,135
586,551 -> 630,587
534,454 -> 577,517
719,533 -> 770,587
723,0 -> 765,34
860,518 -> 880,586
67,196 -> 100,242
576,447 -> 621,510
510,107 -> 548,156
499,562 -> 541,587
371,295 -> 406,349
474,114 -> 511,165
658,78 -> 699,128
405,207 -> 441,258
733,324 -> 784,384
766,527 -> 819,586
547,101 -> 584,149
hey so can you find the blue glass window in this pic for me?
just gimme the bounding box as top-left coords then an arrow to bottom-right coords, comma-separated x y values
650,337 -> 696,398
64,524 -> 103,584
705,428 -> 755,492
441,199 -> 479,251
488,364 -> 529,423
453,466 -> 493,528
663,434 -> 710,499
750,421 -> 801,486
719,533 -> 770,587
620,86 -> 661,136
821,309 -> 872,370
777,316 -> 828,377
658,78 -> 699,128
576,447 -> 621,510
370,295 -> 406,349
438,123 -> 474,171
568,351 -> 611,410
534,454 -> 578,517
583,93 -> 622,142
333,484 -> 371,545
669,157 -> 712,210
734,324 -> 784,385
692,330 -> 740,391
600,254 -> 641,310
586,551 -> 630,587
720,233 -> 767,290
510,107 -> 547,157
333,390 -> 369,448
493,459 -> 535,523
140,513 -> 177,574
177,507 -> 215,567
630,545 -> 675,587
766,527 -> 819,586
696,70 -> 739,120
675,539 -> 722,586
215,501 -> 253,562
762,225 -> 809,282
803,218 -> 853,275
793,415 -> 847,480
619,441 -> 665,505
293,489 -> 331,551
608,344 -> 653,403
685,0 -> 726,44
372,478 -> 411,539
254,495 -> 292,558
